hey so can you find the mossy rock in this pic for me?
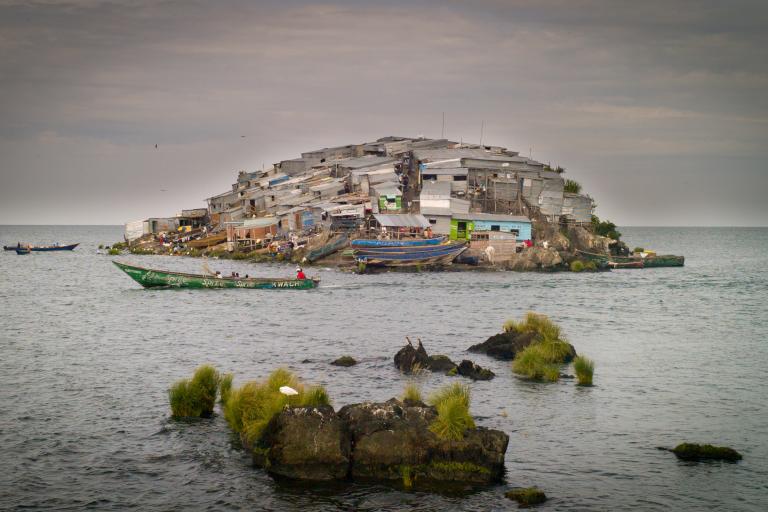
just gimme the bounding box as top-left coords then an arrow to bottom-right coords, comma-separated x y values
505,487 -> 547,507
331,356 -> 357,367
671,443 -> 742,462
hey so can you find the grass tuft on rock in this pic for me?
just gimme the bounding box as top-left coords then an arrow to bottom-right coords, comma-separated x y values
222,368 -> 331,445
570,260 -> 584,272
512,345 -> 561,382
219,373 -> 234,404
168,364 -> 221,419
108,248 -> 121,255
190,364 -> 221,417
671,443 -> 742,462
169,379 -> 202,418
573,356 -> 594,386
402,382 -> 422,403
428,383 -> 475,440
506,313 -> 576,382
505,487 -> 547,507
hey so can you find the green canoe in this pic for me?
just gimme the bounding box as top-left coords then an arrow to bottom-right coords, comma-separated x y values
113,261 -> 319,290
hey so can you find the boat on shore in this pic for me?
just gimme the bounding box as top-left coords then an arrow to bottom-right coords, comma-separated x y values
576,249 -> 684,268
15,247 -> 31,255
355,242 -> 467,267
351,237 -> 445,248
4,243 -> 79,252
608,260 -> 644,269
304,234 -> 349,263
113,261 -> 319,289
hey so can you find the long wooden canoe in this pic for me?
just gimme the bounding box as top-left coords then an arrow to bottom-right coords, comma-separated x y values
4,243 -> 78,251
113,261 -> 319,289
350,237 -> 446,248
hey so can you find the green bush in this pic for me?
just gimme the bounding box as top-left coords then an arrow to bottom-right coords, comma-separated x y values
428,383 -> 475,440
574,356 -> 594,386
112,241 -> 127,250
570,260 -> 584,272
564,179 -> 582,194
222,368 -> 331,444
634,247 -> 645,253
108,248 -> 121,255
402,382 -> 422,402
591,215 -> 621,240
584,260 -> 597,271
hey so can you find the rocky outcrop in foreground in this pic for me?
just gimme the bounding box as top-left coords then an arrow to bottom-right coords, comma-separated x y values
394,339 -> 495,380
249,398 -> 509,485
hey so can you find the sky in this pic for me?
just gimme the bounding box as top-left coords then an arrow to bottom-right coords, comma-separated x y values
0,0 -> 766,226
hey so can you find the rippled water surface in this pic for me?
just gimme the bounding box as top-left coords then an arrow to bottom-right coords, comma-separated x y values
1,226 -> 767,511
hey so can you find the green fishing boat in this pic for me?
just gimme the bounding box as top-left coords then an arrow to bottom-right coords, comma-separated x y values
113,261 -> 319,290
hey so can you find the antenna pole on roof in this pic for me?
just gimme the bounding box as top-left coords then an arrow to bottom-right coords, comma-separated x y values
441,112 -> 445,138
480,120 -> 484,146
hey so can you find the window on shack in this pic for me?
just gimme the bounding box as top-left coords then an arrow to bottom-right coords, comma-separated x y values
453,175 -> 467,181
491,225 -> 500,231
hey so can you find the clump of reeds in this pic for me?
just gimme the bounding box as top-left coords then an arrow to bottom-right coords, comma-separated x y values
219,373 -> 234,404
401,382 -> 423,403
512,345 -> 561,382
573,356 -> 594,386
168,364 -> 222,418
428,383 -> 475,441
107,248 -> 121,255
221,368 -> 331,444
507,313 -> 574,382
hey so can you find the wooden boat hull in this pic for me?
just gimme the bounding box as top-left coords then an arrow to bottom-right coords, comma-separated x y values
356,243 -> 467,266
354,241 -> 463,256
305,234 -> 349,263
351,237 -> 445,248
5,243 -> 78,251
643,255 -> 685,267
608,260 -> 644,269
15,248 -> 31,255
113,261 -> 319,289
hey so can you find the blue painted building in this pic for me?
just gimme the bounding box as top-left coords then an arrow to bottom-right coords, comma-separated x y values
450,213 -> 532,241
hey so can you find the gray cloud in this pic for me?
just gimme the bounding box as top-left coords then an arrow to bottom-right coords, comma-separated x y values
0,0 -> 766,225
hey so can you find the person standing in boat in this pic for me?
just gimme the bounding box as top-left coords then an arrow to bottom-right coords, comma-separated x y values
296,267 -> 306,280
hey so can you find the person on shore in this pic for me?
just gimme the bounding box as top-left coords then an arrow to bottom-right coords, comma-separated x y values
215,271 -> 222,279
296,267 -> 306,280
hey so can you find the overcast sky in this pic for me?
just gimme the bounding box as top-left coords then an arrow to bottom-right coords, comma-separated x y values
1,0 -> 766,226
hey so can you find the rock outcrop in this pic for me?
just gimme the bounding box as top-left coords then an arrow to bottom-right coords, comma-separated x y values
394,340 -> 494,379
331,356 -> 357,367
468,331 -> 537,360
256,405 -> 350,480
457,360 -> 495,381
504,246 -> 563,271
249,399 -> 509,486
338,399 -> 508,484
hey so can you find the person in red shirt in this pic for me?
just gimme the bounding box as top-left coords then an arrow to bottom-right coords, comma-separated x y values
296,267 -> 306,280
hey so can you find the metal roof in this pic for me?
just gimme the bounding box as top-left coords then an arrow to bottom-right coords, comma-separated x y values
336,155 -> 397,169
420,181 -> 451,198
243,217 -> 280,227
373,214 -> 431,228
452,212 -> 531,223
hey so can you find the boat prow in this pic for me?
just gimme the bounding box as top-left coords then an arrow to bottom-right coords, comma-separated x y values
112,260 -> 319,290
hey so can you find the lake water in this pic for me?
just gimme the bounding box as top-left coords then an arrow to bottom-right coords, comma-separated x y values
1,226 -> 766,511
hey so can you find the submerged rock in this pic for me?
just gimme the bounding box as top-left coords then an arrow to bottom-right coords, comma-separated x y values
468,330 -> 537,360
257,405 -> 351,480
457,360 -> 495,380
505,487 -> 547,507
331,356 -> 357,367
427,355 -> 458,373
670,443 -> 742,462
